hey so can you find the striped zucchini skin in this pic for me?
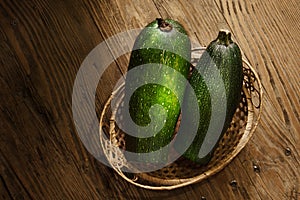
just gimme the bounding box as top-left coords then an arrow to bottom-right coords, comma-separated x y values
182,30 -> 243,164
124,19 -> 191,162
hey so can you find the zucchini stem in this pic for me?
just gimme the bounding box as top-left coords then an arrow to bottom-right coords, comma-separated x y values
157,18 -> 173,32
217,29 -> 232,46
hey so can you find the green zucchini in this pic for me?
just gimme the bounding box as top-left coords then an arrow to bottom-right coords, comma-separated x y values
123,18 -> 191,163
181,29 -> 243,164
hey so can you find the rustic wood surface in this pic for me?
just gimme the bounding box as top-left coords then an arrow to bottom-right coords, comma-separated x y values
0,0 -> 299,199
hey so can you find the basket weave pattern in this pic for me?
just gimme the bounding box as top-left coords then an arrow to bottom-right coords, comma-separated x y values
99,57 -> 262,190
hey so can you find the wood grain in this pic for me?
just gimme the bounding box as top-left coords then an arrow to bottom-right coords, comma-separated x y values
214,0 -> 300,199
0,0 -> 299,199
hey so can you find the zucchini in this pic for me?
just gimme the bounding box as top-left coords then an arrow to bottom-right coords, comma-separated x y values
123,18 -> 191,163
180,29 -> 243,164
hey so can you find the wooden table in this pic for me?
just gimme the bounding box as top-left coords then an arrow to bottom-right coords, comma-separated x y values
1,0 -> 299,199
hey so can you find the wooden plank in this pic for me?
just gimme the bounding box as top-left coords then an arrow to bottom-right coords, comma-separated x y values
214,0 -> 300,199
0,0 -> 116,199
0,0 -> 299,199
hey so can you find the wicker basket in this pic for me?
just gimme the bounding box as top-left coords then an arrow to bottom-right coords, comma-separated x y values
99,50 -> 263,190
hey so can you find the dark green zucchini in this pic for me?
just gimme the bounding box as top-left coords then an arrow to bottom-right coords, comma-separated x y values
181,29 -> 243,164
123,18 -> 191,163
